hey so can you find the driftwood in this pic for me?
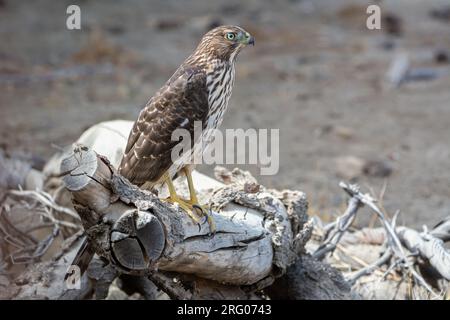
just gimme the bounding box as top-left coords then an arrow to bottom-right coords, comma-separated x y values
385,53 -> 449,88
58,143 -> 362,299
339,225 -> 450,281
266,254 -> 357,300
7,232 -> 93,300
61,146 -> 281,285
308,182 -> 450,299
0,120 -> 360,300
50,120 -> 359,299
8,120 -> 448,299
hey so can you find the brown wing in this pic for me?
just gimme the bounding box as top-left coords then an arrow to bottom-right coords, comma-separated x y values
118,67 -> 209,186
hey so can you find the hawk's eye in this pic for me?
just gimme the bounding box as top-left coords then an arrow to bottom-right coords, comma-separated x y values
225,32 -> 236,41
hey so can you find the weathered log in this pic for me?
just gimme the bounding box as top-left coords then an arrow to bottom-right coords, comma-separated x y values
266,254 -> 358,300
9,232 -> 93,300
3,120 -> 375,300
339,225 -> 450,281
60,145 -> 294,286
61,145 -> 113,216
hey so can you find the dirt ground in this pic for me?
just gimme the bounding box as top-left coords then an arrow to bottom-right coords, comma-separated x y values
1,0 -> 449,227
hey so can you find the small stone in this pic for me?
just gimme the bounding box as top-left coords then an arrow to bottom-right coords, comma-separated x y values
314,124 -> 333,137
363,160 -> 393,178
333,126 -> 354,140
430,6 -> 450,22
379,39 -> 396,51
335,156 -> 365,180
435,49 -> 449,64
106,25 -> 126,35
383,13 -> 402,36
153,19 -> 183,31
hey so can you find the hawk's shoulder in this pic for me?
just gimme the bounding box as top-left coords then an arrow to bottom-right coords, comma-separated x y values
166,65 -> 207,90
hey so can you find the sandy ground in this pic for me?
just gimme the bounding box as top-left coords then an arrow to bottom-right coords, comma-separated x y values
1,0 -> 449,227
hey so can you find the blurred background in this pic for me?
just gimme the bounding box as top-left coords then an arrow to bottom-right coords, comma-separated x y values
1,0 -> 449,228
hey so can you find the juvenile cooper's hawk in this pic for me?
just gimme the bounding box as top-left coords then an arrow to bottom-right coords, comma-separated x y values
118,26 -> 254,232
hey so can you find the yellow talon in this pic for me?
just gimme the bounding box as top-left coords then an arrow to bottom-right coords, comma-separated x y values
161,169 -> 216,234
163,173 -> 202,225
183,167 -> 216,234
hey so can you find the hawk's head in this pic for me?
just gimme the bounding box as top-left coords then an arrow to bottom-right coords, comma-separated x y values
195,25 -> 254,62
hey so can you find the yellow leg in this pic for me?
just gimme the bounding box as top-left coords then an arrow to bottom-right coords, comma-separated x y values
185,167 -> 199,205
163,173 -> 202,225
183,167 -> 216,234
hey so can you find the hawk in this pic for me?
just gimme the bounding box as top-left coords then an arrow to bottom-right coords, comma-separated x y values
118,26 -> 254,232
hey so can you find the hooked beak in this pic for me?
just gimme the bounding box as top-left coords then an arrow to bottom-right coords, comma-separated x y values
243,32 -> 255,46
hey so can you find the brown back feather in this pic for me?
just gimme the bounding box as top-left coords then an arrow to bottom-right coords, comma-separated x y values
118,67 -> 208,186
